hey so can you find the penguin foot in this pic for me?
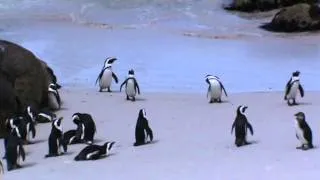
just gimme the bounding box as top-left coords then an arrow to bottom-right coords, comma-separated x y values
107,88 -> 111,92
126,96 -> 129,100
99,89 -> 102,92
218,99 -> 222,103
209,100 -> 213,104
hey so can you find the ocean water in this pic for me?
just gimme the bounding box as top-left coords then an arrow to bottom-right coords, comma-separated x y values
0,0 -> 320,93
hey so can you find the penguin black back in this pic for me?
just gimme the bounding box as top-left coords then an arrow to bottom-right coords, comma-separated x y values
72,113 -> 96,144
74,141 -> 115,161
134,109 -> 153,146
5,127 -> 26,171
231,105 -> 254,147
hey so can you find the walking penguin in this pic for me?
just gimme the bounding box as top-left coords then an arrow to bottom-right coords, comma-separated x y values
120,69 -> 140,101
284,71 -> 304,106
95,57 -> 118,92
294,112 -> 313,150
231,105 -> 254,147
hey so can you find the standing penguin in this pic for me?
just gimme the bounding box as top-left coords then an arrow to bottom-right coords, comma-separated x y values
74,141 -> 115,161
284,71 -> 304,106
205,75 -> 228,103
6,114 -> 36,145
95,57 -> 119,92
5,127 -> 26,171
48,83 -> 61,110
45,117 -> 67,158
231,105 -> 254,147
134,109 -> 153,146
120,69 -> 140,101
294,112 -> 313,150
72,113 -> 97,144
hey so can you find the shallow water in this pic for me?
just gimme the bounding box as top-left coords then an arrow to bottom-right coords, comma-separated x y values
0,0 -> 320,93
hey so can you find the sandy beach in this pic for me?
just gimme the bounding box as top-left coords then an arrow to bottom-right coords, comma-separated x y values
1,88 -> 320,179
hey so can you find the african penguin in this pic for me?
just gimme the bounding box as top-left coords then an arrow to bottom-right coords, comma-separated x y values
231,105 -> 254,147
46,66 -> 62,89
6,114 -> 36,145
48,83 -> 61,110
95,57 -> 119,92
74,141 -> 115,161
205,75 -> 228,103
72,113 -> 97,144
284,71 -> 304,106
294,112 -> 313,150
5,127 -> 26,171
120,69 -> 141,101
134,109 -> 153,146
45,117 -> 67,158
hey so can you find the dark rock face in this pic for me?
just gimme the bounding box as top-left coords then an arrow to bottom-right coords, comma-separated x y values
260,3 -> 320,32
0,40 -> 59,138
224,0 -> 317,12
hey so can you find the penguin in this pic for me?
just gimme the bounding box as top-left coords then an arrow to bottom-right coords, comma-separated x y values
231,105 -> 254,147
6,114 -> 36,145
134,109 -> 153,146
48,83 -> 61,110
74,141 -> 115,161
36,108 -> 57,123
5,127 -> 26,171
63,129 -> 81,146
284,71 -> 304,106
72,113 -> 97,144
46,66 -> 62,89
294,112 -> 313,150
205,75 -> 228,103
95,57 -> 118,92
45,117 -> 67,158
120,69 -> 141,101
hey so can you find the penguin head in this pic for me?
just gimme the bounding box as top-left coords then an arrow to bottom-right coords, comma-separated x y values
237,105 -> 248,115
53,117 -> 63,132
103,141 -> 115,155
104,57 -> 117,67
72,113 -> 82,124
292,71 -> 300,77
294,112 -> 305,122
48,83 -> 58,94
205,75 -> 219,80
128,69 -> 135,75
139,108 -> 147,119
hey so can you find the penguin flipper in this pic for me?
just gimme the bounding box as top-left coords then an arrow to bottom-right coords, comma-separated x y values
112,72 -> 119,83
134,79 -> 141,94
219,82 -> 228,97
19,144 -> 26,161
247,122 -> 254,135
30,122 -> 36,138
298,84 -> 304,97
95,69 -> 104,85
231,122 -> 235,134
119,79 -> 127,92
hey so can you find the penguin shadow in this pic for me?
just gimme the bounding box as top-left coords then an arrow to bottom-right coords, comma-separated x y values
125,97 -> 147,102
92,139 -> 104,144
209,100 -> 231,104
62,151 -> 75,156
28,139 -> 47,145
15,162 -> 37,171
133,140 -> 159,147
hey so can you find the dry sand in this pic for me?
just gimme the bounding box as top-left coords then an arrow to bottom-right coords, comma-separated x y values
1,88 -> 320,180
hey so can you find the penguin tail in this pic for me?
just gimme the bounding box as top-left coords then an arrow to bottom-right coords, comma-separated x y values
74,155 -> 81,161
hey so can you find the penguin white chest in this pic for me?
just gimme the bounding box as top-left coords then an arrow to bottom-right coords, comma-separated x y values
287,82 -> 299,99
48,93 -> 59,110
295,121 -> 307,144
126,79 -> 136,97
100,70 -> 112,88
208,80 -> 222,99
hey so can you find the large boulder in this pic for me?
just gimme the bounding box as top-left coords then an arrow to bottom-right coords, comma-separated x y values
0,40 -> 50,110
224,0 -> 317,12
0,72 -> 20,138
0,40 -> 59,137
260,3 -> 320,32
